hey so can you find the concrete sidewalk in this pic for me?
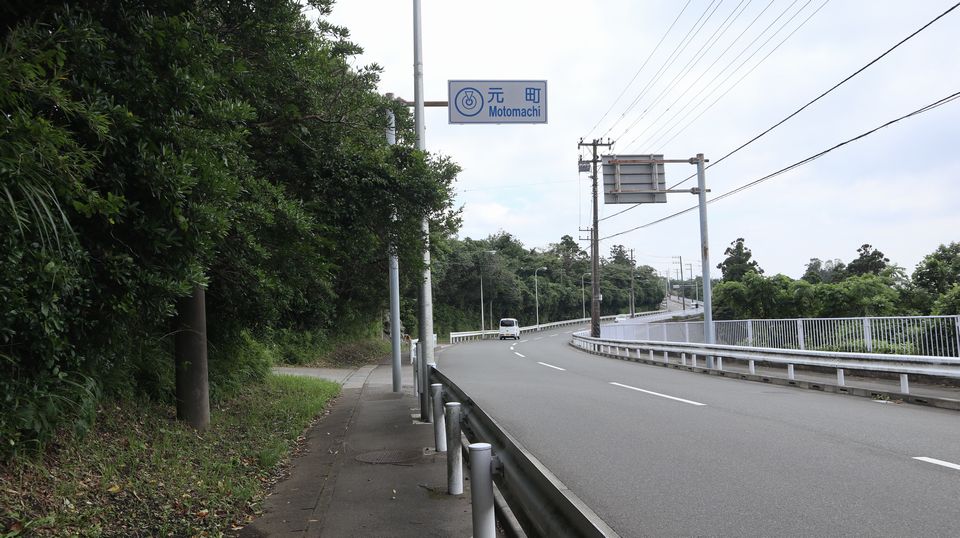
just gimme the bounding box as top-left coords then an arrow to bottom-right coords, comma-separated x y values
242,360 -> 473,537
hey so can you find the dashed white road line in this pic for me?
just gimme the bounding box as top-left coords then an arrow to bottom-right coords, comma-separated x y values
534,337 -> 544,341
564,330 -> 574,334
514,352 -> 526,358
609,382 -> 707,406
548,334 -> 559,338
537,362 -> 566,371
913,457 -> 960,471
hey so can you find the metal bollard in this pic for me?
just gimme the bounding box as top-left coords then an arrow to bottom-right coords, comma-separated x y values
469,443 -> 495,538
716,356 -> 723,371
749,359 -> 756,375
648,349 -> 654,361
445,402 -> 463,495
787,364 -> 795,380
663,351 -> 669,364
837,368 -> 845,386
681,353 -> 686,366
691,354 -> 697,367
900,374 -> 910,394
430,383 -> 445,451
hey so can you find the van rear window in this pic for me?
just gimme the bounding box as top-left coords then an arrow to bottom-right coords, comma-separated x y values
499,319 -> 516,327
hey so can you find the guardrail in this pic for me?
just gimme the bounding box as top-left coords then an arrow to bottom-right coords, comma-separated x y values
430,367 -> 620,538
449,310 -> 669,343
572,332 -> 960,399
604,315 -> 960,358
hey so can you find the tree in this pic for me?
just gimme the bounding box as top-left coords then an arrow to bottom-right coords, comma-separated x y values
846,244 -> 889,276
912,242 -> 960,296
801,258 -> 846,284
609,244 -> 632,266
932,284 -> 960,315
717,238 -> 763,282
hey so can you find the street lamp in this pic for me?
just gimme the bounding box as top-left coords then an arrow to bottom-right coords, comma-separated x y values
580,272 -> 591,319
534,266 -> 547,328
478,250 -> 497,334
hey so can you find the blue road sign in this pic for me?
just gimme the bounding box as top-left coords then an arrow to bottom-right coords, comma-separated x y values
448,80 -> 548,124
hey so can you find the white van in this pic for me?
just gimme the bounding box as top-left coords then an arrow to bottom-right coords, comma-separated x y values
498,318 -> 520,340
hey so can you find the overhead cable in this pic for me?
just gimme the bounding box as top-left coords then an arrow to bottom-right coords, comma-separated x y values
598,0 -> 960,223
582,0 -> 693,140
600,89 -> 960,241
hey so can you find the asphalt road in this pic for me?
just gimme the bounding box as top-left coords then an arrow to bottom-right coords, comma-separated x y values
435,325 -> 960,537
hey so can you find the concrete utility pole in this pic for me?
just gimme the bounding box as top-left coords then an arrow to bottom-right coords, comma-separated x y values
578,138 -> 613,338
413,0 -> 434,419
678,255 -> 686,311
385,96 -> 402,393
629,248 -> 636,317
174,286 -> 210,430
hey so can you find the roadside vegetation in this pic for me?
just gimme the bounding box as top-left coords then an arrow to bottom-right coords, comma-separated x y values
693,239 -> 960,319
1,374 -> 340,536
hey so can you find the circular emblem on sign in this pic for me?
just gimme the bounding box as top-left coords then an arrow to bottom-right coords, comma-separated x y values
454,87 -> 484,117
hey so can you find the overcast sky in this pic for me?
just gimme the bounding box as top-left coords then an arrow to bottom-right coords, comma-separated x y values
322,0 -> 960,280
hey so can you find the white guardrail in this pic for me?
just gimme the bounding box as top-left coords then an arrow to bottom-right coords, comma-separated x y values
608,315 -> 960,358
449,310 -> 674,344
572,332 -> 960,398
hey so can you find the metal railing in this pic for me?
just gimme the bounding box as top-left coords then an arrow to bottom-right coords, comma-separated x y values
449,310 -> 668,343
572,333 -> 960,398
603,315 -> 960,358
430,367 -> 620,538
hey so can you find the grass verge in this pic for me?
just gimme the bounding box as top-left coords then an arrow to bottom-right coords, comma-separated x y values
299,337 -> 392,368
1,374 -> 340,537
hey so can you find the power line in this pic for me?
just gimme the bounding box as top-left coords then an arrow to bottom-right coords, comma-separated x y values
613,0 -> 756,149
602,0 -> 724,139
648,0 -> 830,151
598,0 -> 960,223
600,89 -> 960,241
583,0 -> 693,140
622,0 -> 808,150
611,0 -> 731,141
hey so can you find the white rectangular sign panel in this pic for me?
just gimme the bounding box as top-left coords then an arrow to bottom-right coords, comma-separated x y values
448,80 -> 547,124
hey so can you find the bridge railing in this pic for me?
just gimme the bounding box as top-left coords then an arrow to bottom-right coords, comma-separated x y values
603,315 -> 960,358
572,332 -> 960,400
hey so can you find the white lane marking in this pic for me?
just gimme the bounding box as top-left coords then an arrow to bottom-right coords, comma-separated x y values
609,382 -> 707,406
534,337 -> 544,341
520,339 -> 528,343
549,334 -> 559,338
537,361 -> 566,371
913,457 -> 960,471
514,352 -> 526,358
564,330 -> 574,334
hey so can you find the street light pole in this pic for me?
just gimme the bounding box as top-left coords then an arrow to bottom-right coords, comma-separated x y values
412,0 -> 434,420
477,250 -> 496,335
581,272 -> 590,319
535,266 -> 546,328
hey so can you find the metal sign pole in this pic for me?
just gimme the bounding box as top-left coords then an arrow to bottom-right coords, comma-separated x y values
694,154 -> 716,353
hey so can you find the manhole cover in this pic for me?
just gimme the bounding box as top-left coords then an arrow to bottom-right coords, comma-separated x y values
355,450 -> 423,464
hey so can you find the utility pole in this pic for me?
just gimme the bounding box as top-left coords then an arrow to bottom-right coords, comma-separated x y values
629,248 -> 636,317
677,255 -> 686,311
578,138 -> 613,338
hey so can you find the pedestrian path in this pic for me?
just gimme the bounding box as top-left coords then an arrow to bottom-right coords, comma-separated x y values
244,360 -> 473,537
